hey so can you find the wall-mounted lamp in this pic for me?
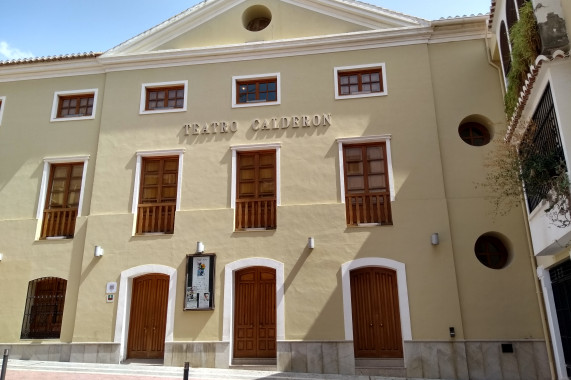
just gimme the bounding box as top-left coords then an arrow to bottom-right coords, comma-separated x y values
196,241 -> 205,254
308,237 -> 315,249
0,253 -> 3,262
431,233 -> 440,245
94,246 -> 104,257
449,327 -> 456,338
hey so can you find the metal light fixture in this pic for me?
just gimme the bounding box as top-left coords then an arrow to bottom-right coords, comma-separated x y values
196,241 -> 205,254
0,253 -> 3,262
308,237 -> 315,249
431,233 -> 439,245
94,246 -> 104,257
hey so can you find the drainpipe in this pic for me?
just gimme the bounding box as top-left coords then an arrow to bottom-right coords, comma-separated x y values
485,18 -> 506,97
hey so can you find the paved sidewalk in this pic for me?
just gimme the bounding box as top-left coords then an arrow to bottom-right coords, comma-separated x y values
3,359 -> 428,380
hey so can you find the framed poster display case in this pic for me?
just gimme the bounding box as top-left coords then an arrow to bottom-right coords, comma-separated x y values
184,253 -> 215,310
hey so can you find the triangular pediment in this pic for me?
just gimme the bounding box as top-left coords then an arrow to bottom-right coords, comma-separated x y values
103,0 -> 428,56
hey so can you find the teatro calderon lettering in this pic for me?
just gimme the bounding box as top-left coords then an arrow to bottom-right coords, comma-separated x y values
183,113 -> 331,135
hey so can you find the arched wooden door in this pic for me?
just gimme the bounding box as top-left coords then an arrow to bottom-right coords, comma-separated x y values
350,267 -> 403,358
127,273 -> 169,359
234,266 -> 276,359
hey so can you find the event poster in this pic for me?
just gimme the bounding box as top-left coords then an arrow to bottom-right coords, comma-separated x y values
185,254 -> 215,310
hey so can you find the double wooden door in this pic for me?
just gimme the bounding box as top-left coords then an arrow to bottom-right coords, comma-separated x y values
127,274 -> 169,359
350,267 -> 403,358
234,267 -> 276,358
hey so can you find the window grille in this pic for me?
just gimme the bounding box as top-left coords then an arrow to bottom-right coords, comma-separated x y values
523,84 -> 566,211
20,277 -> 67,339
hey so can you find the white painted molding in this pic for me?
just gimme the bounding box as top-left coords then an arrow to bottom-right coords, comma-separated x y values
50,89 -> 98,122
337,135 -> 395,202
37,156 -> 90,222
131,149 -> 185,215
333,63 -> 387,100
114,264 -> 177,363
341,257 -> 412,342
230,144 -> 281,208
139,80 -> 188,114
231,73 -> 281,108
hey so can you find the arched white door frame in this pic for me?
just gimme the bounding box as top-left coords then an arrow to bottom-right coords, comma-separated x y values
114,264 -> 177,362
341,257 -> 412,342
223,258 -> 285,362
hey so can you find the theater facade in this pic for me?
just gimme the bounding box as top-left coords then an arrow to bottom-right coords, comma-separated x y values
0,0 -> 552,378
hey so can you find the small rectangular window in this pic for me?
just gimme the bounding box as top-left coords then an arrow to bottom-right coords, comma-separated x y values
140,81 -> 188,114
334,64 -> 387,99
58,94 -> 94,118
146,86 -> 185,110
50,89 -> 98,122
232,73 -> 280,108
237,79 -> 277,104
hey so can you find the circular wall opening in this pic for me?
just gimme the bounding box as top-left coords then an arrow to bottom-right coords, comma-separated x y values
474,233 -> 510,269
242,5 -> 272,32
458,115 -> 493,146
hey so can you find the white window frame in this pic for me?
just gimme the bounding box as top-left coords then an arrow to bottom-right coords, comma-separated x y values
230,143 -> 281,209
139,80 -> 188,115
50,89 -> 98,122
132,149 -> 185,234
337,135 -> 395,202
232,73 -> 281,108
0,96 -> 6,126
334,63 -> 388,100
36,156 -> 90,239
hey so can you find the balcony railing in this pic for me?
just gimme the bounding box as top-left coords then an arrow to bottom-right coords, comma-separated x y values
41,208 -> 78,238
346,193 -> 391,226
235,198 -> 276,230
136,203 -> 176,234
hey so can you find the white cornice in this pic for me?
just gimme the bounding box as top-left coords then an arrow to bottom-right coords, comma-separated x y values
104,0 -> 428,56
0,17 -> 488,82
99,27 -> 434,72
0,59 -> 103,82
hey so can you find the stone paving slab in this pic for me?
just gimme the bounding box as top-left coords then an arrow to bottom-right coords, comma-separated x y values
4,359 -> 433,380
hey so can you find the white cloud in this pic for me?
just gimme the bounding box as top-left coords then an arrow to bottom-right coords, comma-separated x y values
0,41 -> 34,60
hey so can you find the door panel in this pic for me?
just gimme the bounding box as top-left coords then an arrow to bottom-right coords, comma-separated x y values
127,274 -> 169,359
234,267 -> 276,358
351,267 -> 403,358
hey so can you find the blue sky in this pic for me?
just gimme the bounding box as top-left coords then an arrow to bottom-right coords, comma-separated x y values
0,0 -> 492,61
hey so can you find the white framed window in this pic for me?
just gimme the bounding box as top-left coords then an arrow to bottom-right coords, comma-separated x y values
50,89 -> 98,122
232,73 -> 281,108
337,135 -> 395,226
132,149 -> 185,235
334,63 -> 387,100
36,156 -> 89,239
139,80 -> 188,115
0,96 -> 6,126
231,143 -> 281,231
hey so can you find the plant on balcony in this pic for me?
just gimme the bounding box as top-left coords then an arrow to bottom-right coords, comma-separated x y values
504,1 -> 541,117
479,121 -> 571,227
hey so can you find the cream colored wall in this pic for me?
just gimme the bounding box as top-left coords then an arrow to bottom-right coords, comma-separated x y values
0,74 -> 104,341
156,0 -> 375,51
428,39 -> 544,339
0,29 -> 545,347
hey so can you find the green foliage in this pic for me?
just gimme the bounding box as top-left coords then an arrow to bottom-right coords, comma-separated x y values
504,1 -> 541,116
480,121 -> 571,227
